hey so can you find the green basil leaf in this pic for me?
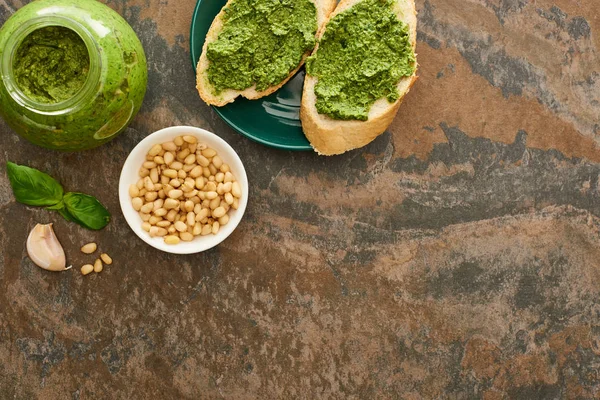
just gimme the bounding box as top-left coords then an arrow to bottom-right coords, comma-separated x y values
57,207 -> 77,223
63,192 -> 111,230
6,162 -> 63,206
47,200 -> 77,223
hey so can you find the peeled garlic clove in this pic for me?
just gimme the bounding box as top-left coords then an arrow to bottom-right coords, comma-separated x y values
26,224 -> 70,272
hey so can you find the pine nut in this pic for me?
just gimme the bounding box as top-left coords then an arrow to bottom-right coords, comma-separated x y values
129,184 -> 139,197
193,222 -> 202,235
187,212 -> 195,226
184,154 -> 196,165
132,197 -> 144,211
197,155 -> 210,167
212,156 -> 223,169
232,198 -> 239,210
144,177 -> 154,191
219,214 -> 230,226
140,213 -> 151,222
168,189 -> 183,199
177,148 -> 190,161
224,192 -> 234,205
141,203 -> 154,214
222,182 -> 232,193
81,243 -> 97,254
145,191 -> 158,202
175,221 -> 187,232
171,161 -> 183,170
160,175 -> 170,185
164,198 -> 179,210
150,168 -> 159,183
183,164 -> 195,172
181,201 -> 192,213
170,179 -> 181,188
202,148 -> 217,158
81,264 -> 94,275
164,236 -> 180,245
149,144 -> 163,156
204,181 -> 217,192
220,164 -> 230,173
178,170 -> 187,179
158,190 -> 166,199
180,232 -> 194,242
166,209 -> 178,221
190,166 -> 203,178
213,207 -> 226,219
206,191 -> 218,200
215,172 -> 225,183
183,135 -> 197,144
150,226 -> 168,237
154,208 -> 167,219
209,197 -> 220,210
208,164 -> 217,176
201,224 -> 212,236
196,208 -> 210,221
224,172 -> 234,183
136,179 -> 145,189
149,216 -> 162,225
174,136 -> 184,146
100,253 -> 113,265
143,161 -> 157,169
162,141 -> 177,151
189,143 -> 198,153
164,152 -> 174,165
153,199 -> 164,211
142,222 -> 152,232
163,169 -> 177,178
154,156 -> 165,165
183,190 -> 199,198
139,167 -> 150,178
94,259 -> 103,273
212,221 -> 220,235
232,182 -> 242,198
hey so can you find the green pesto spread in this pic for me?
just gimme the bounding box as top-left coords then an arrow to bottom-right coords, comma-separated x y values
207,0 -> 317,93
13,26 -> 90,104
306,0 -> 415,121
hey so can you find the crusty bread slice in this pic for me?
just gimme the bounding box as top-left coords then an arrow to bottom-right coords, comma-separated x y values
197,0 -> 336,107
301,0 -> 418,156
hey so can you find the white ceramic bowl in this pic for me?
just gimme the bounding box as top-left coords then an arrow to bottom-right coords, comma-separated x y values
119,126 -> 248,254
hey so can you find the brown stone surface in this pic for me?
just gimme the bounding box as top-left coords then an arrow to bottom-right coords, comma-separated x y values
1,0 -> 600,398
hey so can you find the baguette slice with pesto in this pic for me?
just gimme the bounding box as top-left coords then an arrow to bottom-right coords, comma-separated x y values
301,0 -> 418,155
197,0 -> 336,107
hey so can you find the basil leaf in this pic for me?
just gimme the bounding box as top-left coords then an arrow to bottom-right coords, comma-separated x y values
47,200 -> 77,223
6,162 -> 63,206
57,207 -> 77,223
63,192 -> 111,230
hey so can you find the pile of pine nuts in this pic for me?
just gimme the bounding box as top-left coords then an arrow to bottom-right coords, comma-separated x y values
80,242 -> 113,275
129,135 -> 242,245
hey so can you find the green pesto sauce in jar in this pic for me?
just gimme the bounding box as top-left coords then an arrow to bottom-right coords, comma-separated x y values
207,0 -> 317,93
13,26 -> 89,104
306,0 -> 415,121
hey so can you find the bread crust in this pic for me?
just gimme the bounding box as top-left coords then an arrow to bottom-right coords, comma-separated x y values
300,0 -> 418,156
196,0 -> 336,107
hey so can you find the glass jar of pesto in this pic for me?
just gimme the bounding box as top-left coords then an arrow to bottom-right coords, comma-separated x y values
0,0 -> 147,151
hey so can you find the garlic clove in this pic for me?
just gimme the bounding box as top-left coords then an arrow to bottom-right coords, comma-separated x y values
26,224 -> 69,272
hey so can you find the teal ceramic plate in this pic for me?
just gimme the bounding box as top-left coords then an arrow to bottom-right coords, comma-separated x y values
189,0 -> 312,151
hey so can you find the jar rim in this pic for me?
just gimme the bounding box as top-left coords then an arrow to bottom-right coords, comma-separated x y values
0,15 -> 102,115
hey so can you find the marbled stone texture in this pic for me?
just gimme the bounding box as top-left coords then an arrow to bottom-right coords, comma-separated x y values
0,0 -> 599,398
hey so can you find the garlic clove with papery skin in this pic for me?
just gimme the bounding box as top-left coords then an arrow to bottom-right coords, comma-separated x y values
26,224 -> 70,272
